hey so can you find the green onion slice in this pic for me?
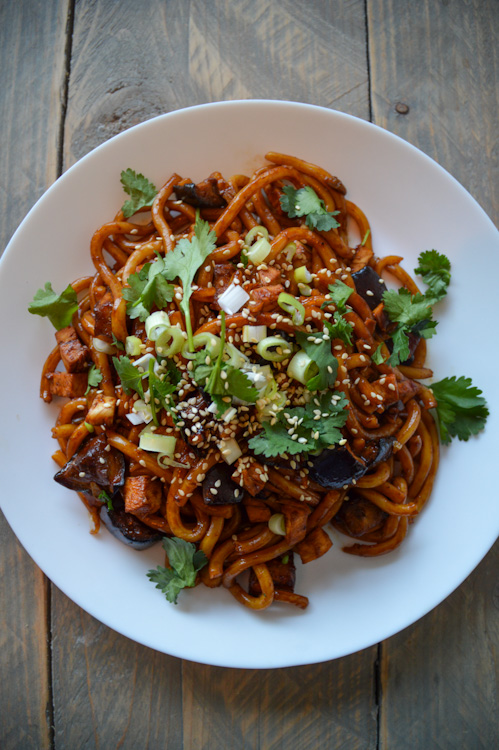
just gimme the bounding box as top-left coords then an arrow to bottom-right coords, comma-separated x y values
155,325 -> 185,358
294,266 -> 312,284
256,336 -> 294,362
245,225 -> 269,245
125,335 -> 143,356
268,513 -> 286,536
145,311 -> 170,341
278,292 -> 306,326
287,349 -> 318,385
182,333 -> 222,360
246,236 -> 271,265
139,432 -> 177,455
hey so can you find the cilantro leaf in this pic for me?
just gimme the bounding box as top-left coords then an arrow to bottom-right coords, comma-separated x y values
98,490 -> 114,511
325,280 -> 354,313
382,288 -> 437,366
430,376 -> 489,445
415,250 -> 451,303
122,257 -> 175,322
28,282 -> 78,330
112,333 -> 125,351
147,358 -> 176,425
192,313 -> 258,409
371,343 -> 386,365
85,364 -> 103,394
162,213 -> 216,349
326,312 -> 354,346
112,355 -> 145,398
147,537 -> 208,605
295,323 -> 339,391
249,391 -> 348,458
226,369 -> 259,402
120,169 -> 157,218
280,185 -> 340,231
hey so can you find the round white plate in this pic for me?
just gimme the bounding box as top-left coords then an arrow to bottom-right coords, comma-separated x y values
1,101 -> 497,668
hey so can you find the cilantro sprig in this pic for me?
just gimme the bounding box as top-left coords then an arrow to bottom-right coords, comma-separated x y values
430,376 -> 489,445
112,355 -> 145,398
249,391 -> 349,458
120,169 -> 157,218
147,537 -> 208,605
295,323 -> 339,391
382,288 -> 438,366
85,364 -> 103,394
192,312 -> 258,411
382,250 -> 451,366
415,250 -> 451,303
122,254 -> 175,322
28,282 -> 78,330
324,280 -> 354,312
161,213 -> 216,350
280,185 -> 340,231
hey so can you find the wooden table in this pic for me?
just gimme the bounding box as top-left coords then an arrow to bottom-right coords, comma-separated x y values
1,2 -> 497,747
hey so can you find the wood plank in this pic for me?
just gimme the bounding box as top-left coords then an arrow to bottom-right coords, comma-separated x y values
182,652 -> 378,750
50,1 -> 378,747
51,600 -> 183,749
62,0 -> 370,166
0,1 -> 70,748
368,0 -> 499,745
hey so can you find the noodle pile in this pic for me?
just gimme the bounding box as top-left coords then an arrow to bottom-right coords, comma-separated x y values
40,152 -> 440,610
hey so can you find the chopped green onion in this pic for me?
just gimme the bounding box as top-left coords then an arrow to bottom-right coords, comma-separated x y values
219,437 -> 242,465
278,292 -> 305,325
218,283 -> 250,314
245,225 -> 269,245
132,399 -> 153,424
281,554 -> 289,564
361,228 -> 371,246
125,335 -> 143,356
84,421 -> 94,433
225,342 -> 250,368
145,311 -> 170,341
246,236 -> 271,265
139,432 -> 176,454
242,324 -> 267,343
182,333 -> 222,360
92,337 -> 115,354
268,513 -> 286,536
294,266 -> 312,284
256,336 -> 294,362
155,325 -> 185,357
297,283 -> 312,297
221,406 -> 238,423
284,242 -> 297,261
287,349 -> 318,385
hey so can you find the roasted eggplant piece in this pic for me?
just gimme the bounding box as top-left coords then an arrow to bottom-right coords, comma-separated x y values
100,492 -> 163,550
202,463 -> 243,505
174,177 -> 226,208
307,437 -> 395,490
352,265 -> 387,309
54,434 -> 125,496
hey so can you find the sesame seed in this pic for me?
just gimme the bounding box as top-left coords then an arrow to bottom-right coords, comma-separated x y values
78,471 -> 86,477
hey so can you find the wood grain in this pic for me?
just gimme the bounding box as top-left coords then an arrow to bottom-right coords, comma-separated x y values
368,1 -> 499,746
50,2 -> 378,748
63,0 -> 369,165
181,654 -> 378,749
0,1 -> 70,748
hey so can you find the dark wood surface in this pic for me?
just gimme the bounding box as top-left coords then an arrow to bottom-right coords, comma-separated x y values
1,1 -> 497,748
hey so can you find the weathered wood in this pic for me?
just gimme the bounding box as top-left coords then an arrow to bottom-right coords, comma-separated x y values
0,1 -> 70,748
49,2 -> 377,747
51,599 -> 183,749
368,1 -> 499,745
182,653 -> 378,750
63,0 -> 369,165
368,0 -> 499,226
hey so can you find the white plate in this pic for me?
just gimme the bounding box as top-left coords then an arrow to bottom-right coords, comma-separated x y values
1,101 -> 497,668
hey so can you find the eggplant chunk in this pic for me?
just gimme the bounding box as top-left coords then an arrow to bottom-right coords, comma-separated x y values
202,463 -> 243,505
100,493 -> 162,550
307,438 -> 395,490
54,434 -> 125,496
174,178 -> 226,208
352,265 -> 387,309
